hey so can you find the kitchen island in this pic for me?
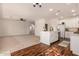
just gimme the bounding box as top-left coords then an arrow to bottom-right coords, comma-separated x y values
40,31 -> 58,45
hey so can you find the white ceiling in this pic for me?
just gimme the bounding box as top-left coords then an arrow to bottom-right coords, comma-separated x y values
1,3 -> 79,20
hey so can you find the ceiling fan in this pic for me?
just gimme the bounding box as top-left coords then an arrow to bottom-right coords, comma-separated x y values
19,18 -> 26,21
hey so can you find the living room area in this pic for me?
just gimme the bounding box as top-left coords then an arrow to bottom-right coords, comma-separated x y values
0,3 -> 79,56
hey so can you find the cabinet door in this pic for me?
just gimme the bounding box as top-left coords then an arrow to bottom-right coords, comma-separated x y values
70,36 -> 79,55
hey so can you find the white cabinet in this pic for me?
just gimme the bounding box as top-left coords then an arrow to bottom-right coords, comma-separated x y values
40,31 -> 58,45
65,31 -> 73,38
70,34 -> 79,55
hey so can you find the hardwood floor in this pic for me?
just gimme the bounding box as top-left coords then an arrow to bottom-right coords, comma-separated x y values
11,43 -> 49,56
11,40 -> 73,56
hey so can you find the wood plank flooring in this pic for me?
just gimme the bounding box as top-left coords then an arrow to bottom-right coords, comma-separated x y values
11,43 -> 49,56
11,40 -> 73,56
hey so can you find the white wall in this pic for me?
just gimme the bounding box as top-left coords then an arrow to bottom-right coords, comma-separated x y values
0,4 -> 33,36
35,19 -> 45,36
0,4 -> 3,18
0,19 -> 31,36
46,19 -> 59,31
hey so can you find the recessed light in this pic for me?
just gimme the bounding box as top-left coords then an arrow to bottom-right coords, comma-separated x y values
55,13 -> 59,15
49,9 -> 53,11
55,10 -> 61,15
71,9 -> 76,12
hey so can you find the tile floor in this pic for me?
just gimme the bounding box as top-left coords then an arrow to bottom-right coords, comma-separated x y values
0,35 -> 40,55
